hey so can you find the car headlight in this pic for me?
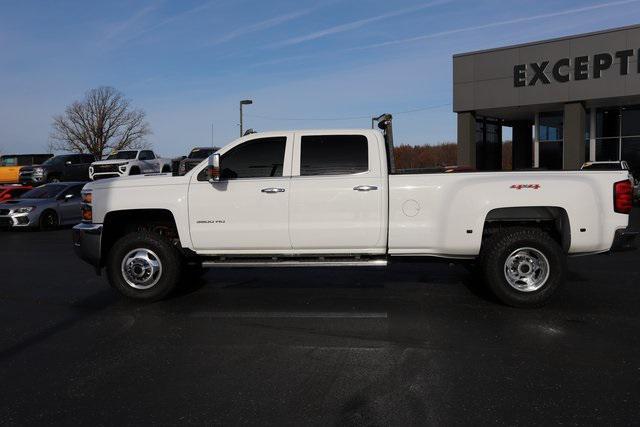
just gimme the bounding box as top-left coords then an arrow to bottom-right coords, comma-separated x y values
33,167 -> 44,177
89,166 -> 94,175
13,206 -> 35,214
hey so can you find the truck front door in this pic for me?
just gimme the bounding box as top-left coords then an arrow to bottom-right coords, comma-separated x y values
188,134 -> 293,252
289,132 -> 387,252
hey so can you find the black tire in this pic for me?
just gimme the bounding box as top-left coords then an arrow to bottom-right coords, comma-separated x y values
106,231 -> 183,301
39,210 -> 58,230
129,167 -> 140,176
479,227 -> 566,308
47,175 -> 61,183
161,165 -> 171,173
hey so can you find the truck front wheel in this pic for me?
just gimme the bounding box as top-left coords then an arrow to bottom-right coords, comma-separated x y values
106,231 -> 182,301
479,228 -> 566,308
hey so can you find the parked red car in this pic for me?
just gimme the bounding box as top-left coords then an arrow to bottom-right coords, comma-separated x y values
0,185 -> 32,202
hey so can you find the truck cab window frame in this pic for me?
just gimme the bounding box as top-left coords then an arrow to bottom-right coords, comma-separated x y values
299,134 -> 369,176
197,136 -> 288,181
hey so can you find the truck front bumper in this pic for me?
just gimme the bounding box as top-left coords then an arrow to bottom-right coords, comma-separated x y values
611,229 -> 639,252
72,223 -> 103,273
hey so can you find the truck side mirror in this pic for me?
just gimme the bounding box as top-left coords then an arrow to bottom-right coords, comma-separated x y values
65,161 -> 72,166
64,193 -> 74,201
206,153 -> 221,182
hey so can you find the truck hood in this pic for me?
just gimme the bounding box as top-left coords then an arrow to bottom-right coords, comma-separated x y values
92,159 -> 131,166
85,173 -> 188,191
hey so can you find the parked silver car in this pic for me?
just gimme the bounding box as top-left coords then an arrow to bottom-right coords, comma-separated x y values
0,182 -> 86,230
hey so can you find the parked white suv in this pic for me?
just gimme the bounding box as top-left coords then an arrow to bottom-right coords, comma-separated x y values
89,150 -> 172,180
73,115 -> 636,307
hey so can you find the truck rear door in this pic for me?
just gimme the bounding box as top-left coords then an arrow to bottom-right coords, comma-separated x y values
288,132 -> 387,252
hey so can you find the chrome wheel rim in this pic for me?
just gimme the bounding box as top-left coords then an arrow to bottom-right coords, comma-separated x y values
121,248 -> 163,290
503,247 -> 550,292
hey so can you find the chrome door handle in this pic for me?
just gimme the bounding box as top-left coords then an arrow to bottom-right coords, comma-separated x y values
261,187 -> 286,193
353,185 -> 378,192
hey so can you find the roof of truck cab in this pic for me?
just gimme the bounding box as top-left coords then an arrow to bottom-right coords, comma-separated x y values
239,129 -> 381,136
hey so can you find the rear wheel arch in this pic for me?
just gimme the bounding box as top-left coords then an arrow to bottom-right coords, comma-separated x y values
482,206 -> 571,252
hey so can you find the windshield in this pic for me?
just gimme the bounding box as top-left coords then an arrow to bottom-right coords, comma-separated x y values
188,148 -> 216,159
41,156 -> 67,166
0,156 -> 18,166
107,151 -> 137,160
582,163 -> 623,170
20,184 -> 66,199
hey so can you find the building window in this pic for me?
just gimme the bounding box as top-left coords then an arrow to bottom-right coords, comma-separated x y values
593,105 -> 640,173
596,108 -> 620,138
539,112 -> 563,141
596,139 -> 620,161
475,117 -> 502,171
538,112 -> 563,170
622,137 -> 640,178
622,107 -> 640,137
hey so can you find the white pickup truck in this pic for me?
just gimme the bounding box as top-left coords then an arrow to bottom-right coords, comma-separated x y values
73,115 -> 637,307
89,150 -> 172,180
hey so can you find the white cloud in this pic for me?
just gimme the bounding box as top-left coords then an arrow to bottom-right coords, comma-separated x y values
353,0 -> 640,50
102,4 -> 158,42
268,0 -> 452,48
206,8 -> 316,46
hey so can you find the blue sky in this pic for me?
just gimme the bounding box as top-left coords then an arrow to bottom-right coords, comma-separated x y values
2,0 -> 640,156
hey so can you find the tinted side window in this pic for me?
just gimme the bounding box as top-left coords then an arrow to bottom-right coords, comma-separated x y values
17,156 -> 33,166
219,137 -> 287,179
1,156 -> 18,166
34,155 -> 53,164
139,151 -> 153,160
300,135 -> 368,176
67,184 -> 84,197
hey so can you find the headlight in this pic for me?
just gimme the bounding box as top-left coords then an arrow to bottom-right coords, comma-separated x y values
13,206 -> 35,214
89,166 -> 94,175
33,167 -> 44,177
81,191 -> 93,222
81,192 -> 92,204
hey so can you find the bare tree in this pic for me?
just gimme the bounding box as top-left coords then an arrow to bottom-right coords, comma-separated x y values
50,86 -> 151,158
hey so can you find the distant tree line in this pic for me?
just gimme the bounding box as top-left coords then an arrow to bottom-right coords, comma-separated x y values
393,141 -> 513,170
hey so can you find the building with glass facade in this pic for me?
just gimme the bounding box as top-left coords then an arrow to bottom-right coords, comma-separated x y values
453,24 -> 640,178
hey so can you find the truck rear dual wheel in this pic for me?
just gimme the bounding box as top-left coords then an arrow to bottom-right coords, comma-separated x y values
106,231 -> 183,301
479,228 -> 566,308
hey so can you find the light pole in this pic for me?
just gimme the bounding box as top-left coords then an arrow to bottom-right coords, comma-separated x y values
240,99 -> 253,137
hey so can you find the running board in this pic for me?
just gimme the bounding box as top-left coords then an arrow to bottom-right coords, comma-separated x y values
201,257 -> 388,268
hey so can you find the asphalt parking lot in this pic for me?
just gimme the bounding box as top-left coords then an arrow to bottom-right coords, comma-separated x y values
1,211 -> 639,425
